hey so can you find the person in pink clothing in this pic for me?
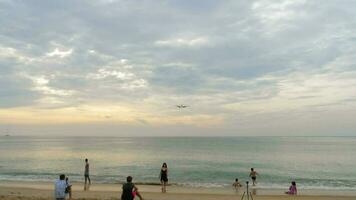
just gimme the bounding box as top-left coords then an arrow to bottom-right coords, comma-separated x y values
285,181 -> 297,195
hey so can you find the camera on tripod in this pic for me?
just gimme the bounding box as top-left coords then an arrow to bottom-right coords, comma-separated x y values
241,180 -> 253,200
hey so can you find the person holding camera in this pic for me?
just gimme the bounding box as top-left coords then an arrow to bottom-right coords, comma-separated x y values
55,174 -> 67,200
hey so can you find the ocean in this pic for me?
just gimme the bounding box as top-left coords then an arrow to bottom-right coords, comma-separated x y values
0,136 -> 355,190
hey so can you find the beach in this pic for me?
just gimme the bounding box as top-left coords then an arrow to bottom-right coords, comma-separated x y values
2,0 -> 356,198
1,137 -> 356,200
1,181 -> 356,200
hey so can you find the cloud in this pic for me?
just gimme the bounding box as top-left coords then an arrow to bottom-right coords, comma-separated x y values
0,75 -> 39,108
0,45 -> 36,64
155,36 -> 210,47
46,48 -> 73,58
251,0 -> 307,25
223,68 -> 356,114
1,0 -> 356,135
25,75 -> 75,97
87,68 -> 134,80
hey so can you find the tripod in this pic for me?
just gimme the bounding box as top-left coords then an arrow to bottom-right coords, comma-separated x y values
241,181 -> 254,200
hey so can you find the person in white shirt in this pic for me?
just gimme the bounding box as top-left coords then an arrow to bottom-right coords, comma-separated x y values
55,174 -> 67,200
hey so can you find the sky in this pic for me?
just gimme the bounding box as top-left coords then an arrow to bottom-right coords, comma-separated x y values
1,0 -> 356,136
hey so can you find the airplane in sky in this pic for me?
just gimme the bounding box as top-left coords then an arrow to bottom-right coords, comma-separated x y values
176,104 -> 189,109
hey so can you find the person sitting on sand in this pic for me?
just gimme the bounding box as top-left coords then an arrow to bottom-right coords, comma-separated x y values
121,176 -> 143,200
65,177 -> 72,199
55,174 -> 67,200
232,178 -> 242,189
249,168 -> 258,186
285,181 -> 297,195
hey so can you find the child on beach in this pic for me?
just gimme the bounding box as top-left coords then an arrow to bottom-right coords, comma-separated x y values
232,178 -> 242,189
121,176 -> 143,200
65,177 -> 72,199
285,181 -> 297,195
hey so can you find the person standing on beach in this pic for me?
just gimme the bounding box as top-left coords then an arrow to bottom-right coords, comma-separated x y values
249,168 -> 258,186
55,174 -> 67,200
121,176 -> 143,200
160,163 -> 168,193
84,158 -> 91,190
65,177 -> 72,199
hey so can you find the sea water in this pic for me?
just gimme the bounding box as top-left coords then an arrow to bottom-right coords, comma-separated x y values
0,136 -> 355,190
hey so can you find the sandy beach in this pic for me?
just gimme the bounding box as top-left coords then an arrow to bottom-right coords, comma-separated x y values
1,181 -> 355,200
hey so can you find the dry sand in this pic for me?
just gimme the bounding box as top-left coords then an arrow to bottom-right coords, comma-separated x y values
0,181 -> 355,200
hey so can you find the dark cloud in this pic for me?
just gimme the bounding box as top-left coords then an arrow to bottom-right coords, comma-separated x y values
0,70 -> 39,108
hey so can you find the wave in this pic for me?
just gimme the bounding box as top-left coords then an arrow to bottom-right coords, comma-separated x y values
1,174 -> 356,191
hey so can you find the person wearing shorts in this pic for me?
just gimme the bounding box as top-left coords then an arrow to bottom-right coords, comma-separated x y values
249,168 -> 258,186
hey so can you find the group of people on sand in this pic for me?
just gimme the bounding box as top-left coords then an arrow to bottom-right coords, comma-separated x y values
121,162 -> 168,200
55,159 -> 90,200
54,160 -> 168,200
232,168 -> 297,195
232,168 -> 260,189
55,161 -> 296,200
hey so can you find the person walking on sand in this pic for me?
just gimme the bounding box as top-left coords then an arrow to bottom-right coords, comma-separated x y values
55,174 -> 67,200
249,168 -> 258,186
84,158 -> 91,190
121,176 -> 143,200
160,162 -> 168,193
285,181 -> 297,195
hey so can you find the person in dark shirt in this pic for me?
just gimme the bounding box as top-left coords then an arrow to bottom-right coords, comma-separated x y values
121,176 -> 143,200
84,158 -> 91,190
160,163 -> 168,193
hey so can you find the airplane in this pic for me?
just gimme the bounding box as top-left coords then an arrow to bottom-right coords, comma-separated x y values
176,104 -> 189,109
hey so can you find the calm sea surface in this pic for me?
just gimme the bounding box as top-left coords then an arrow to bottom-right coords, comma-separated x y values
0,136 -> 355,190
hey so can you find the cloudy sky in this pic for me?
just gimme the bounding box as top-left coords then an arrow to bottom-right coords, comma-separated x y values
1,0 -> 356,136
